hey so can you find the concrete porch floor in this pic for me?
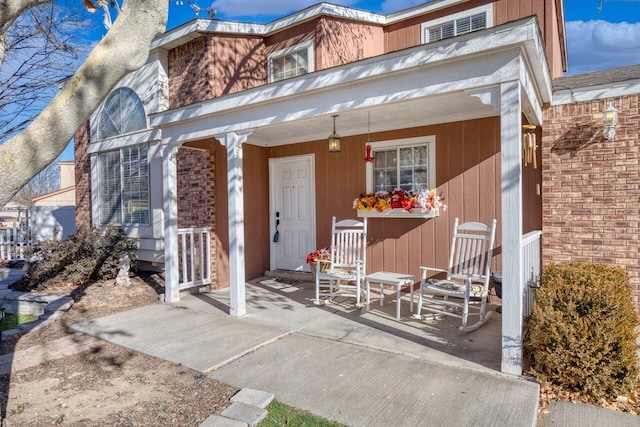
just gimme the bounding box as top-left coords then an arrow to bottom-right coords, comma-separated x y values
227,275 -> 503,373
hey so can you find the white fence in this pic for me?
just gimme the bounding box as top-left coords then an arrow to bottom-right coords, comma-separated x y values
522,230 -> 542,317
0,221 -> 32,261
177,227 -> 212,290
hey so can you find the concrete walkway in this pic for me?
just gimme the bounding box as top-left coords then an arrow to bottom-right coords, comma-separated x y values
72,277 -> 541,427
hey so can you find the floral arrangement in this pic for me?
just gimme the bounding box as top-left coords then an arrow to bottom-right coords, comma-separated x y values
353,189 -> 446,213
306,247 -> 332,264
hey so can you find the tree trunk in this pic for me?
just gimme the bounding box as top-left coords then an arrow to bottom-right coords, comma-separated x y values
0,0 -> 168,207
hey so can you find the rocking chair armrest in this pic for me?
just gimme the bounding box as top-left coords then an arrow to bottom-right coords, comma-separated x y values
419,266 -> 448,281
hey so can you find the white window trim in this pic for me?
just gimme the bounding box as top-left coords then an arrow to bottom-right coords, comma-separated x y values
94,86 -> 149,142
93,143 -> 151,227
268,40 -> 315,83
420,3 -> 493,44
365,136 -> 436,193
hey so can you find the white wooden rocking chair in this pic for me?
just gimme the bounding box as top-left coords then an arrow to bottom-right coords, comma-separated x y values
415,218 -> 497,332
314,217 -> 368,307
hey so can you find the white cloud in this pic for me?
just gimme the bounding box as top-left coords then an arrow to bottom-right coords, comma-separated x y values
210,0 -> 360,18
379,0 -> 425,14
566,20 -> 640,74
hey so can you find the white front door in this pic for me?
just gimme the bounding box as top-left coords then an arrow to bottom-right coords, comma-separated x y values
269,155 -> 316,271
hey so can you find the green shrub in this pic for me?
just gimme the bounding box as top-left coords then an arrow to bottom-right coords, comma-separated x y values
15,226 -> 138,291
525,262 -> 639,399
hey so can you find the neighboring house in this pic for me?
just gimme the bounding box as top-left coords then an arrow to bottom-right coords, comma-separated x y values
75,0 -> 588,375
31,161 -> 76,241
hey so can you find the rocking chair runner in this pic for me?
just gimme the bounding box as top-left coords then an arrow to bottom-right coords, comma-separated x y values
314,217 -> 368,307
416,218 -> 497,332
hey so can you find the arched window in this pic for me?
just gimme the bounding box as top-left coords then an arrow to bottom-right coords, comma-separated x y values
98,87 -> 146,140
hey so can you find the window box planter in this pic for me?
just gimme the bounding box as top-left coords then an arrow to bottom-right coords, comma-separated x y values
357,208 -> 439,219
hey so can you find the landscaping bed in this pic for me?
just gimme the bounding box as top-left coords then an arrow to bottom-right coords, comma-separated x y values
0,274 -> 238,426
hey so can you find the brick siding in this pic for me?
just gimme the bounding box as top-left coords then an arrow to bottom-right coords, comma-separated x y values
74,121 -> 92,231
542,95 -> 640,309
168,37 -> 214,109
176,146 -> 218,287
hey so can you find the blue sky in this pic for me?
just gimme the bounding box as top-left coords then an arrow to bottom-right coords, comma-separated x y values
58,0 -> 640,160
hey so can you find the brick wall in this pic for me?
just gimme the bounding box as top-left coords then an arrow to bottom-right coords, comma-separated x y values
168,37 -> 214,108
177,147 -> 213,228
74,121 -> 92,231
542,95 -> 640,309
168,35 -> 267,109
176,145 -> 218,287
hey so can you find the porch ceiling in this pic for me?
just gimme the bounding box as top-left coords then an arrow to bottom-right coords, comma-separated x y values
241,92 -> 498,147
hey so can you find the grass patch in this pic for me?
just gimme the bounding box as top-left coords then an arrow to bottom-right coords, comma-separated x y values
260,400 -> 345,427
1,313 -> 38,331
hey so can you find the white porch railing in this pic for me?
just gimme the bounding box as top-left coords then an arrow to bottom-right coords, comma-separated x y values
521,230 -> 542,317
0,222 -> 32,261
177,227 -> 212,290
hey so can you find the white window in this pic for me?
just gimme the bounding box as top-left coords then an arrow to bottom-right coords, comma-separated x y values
366,136 -> 436,193
268,41 -> 314,82
98,87 -> 147,140
421,4 -> 493,44
98,143 -> 150,225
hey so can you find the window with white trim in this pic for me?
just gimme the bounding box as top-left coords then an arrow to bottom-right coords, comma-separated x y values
366,137 -> 436,193
98,143 -> 150,225
268,41 -> 314,82
421,4 -> 493,44
98,87 -> 147,140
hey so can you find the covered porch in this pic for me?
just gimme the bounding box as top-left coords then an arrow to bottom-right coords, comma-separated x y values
150,17 -> 551,375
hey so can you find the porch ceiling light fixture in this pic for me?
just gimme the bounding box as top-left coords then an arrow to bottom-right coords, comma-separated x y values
328,115 -> 341,153
602,104 -> 618,140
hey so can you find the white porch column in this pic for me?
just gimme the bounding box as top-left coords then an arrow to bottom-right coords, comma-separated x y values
163,144 -> 180,303
500,80 -> 525,375
216,131 -> 252,317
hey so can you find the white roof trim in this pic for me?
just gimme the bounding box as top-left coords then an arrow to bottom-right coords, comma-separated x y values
553,80 -> 640,105
386,0 -> 470,24
153,0 -> 470,50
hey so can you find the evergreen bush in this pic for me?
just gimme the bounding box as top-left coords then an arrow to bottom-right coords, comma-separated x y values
525,262 -> 639,399
15,226 -> 138,291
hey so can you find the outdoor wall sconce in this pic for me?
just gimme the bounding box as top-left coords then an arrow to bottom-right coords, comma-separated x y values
602,104 -> 618,140
328,115 -> 341,153
522,124 -> 538,169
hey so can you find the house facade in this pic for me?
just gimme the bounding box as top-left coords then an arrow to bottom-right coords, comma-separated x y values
543,65 -> 640,309
75,0 -> 571,375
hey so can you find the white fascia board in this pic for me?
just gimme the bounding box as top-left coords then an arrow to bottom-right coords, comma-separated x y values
151,19 -> 546,130
493,18 -> 552,104
151,19 -> 266,51
158,50 -> 522,145
553,80 -> 640,105
519,57 -> 544,125
87,129 -> 162,154
265,3 -> 385,34
386,0 -> 469,24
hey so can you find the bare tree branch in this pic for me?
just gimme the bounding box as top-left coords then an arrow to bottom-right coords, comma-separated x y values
0,3 -> 90,141
0,0 -> 53,34
0,0 -> 168,206
12,162 -> 58,205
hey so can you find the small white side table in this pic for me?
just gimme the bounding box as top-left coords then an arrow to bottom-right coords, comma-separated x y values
365,271 -> 415,320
